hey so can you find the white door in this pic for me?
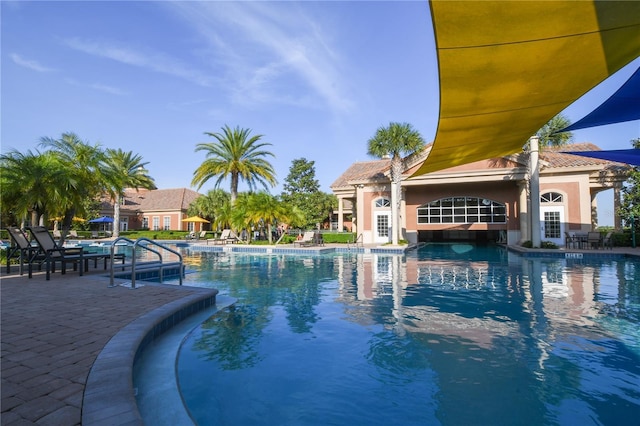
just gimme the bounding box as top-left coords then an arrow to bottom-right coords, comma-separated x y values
540,206 -> 564,246
374,212 -> 391,243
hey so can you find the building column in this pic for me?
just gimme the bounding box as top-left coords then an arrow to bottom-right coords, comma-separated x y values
337,196 -> 344,232
613,182 -> 622,230
591,192 -> 598,229
355,185 -> 365,238
518,181 -> 529,243
529,136 -> 541,247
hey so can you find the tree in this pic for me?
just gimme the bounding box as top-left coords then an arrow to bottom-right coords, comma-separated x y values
192,125 -> 277,204
281,158 -> 336,228
245,192 -> 287,244
618,138 -> 640,231
535,113 -> 573,149
187,189 -> 231,229
0,149 -> 65,226
102,148 -> 156,238
39,133 -> 105,241
367,122 -> 426,245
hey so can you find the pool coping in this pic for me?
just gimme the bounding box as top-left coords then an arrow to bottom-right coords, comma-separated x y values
81,284 -> 220,425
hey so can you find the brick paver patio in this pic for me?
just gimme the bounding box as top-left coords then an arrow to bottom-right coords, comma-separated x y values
1,269 -> 217,425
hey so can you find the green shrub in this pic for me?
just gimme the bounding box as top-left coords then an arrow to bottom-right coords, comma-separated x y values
321,233 -> 357,244
540,241 -> 558,249
521,240 -> 533,248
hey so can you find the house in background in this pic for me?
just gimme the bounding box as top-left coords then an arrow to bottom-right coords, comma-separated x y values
100,188 -> 201,232
331,143 -> 628,246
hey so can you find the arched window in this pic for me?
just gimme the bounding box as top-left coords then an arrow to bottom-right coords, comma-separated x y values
375,198 -> 391,208
541,192 -> 563,203
417,197 -> 506,224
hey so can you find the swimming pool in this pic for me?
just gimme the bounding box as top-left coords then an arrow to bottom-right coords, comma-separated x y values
142,245 -> 640,425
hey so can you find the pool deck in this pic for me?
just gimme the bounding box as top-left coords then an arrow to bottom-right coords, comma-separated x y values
2,243 -> 640,425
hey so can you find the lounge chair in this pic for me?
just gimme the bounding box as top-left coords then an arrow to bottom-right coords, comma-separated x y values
602,231 -> 614,249
27,226 -> 124,280
5,227 -> 42,276
207,229 -> 236,245
293,231 -> 317,247
69,230 -> 85,239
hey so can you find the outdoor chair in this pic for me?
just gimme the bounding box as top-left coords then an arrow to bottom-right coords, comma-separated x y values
587,232 -> 602,249
27,226 -> 84,279
207,229 -> 237,245
5,227 -> 42,276
294,231 -> 318,247
27,226 -> 125,280
69,230 -> 85,239
564,232 -> 576,249
602,231 -> 614,250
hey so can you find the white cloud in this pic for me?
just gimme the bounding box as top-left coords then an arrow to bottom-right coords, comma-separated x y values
62,37 -> 215,88
166,2 -> 355,113
10,53 -> 55,72
65,78 -> 128,96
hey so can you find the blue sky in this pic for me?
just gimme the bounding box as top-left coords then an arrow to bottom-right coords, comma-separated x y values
2,1 -> 638,224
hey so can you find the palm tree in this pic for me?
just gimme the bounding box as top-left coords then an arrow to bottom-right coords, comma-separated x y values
0,149 -> 65,226
187,189 -> 230,228
244,192 -> 287,244
192,125 -> 277,204
102,148 -> 156,238
367,122 -> 426,245
536,113 -> 573,149
39,133 -> 105,241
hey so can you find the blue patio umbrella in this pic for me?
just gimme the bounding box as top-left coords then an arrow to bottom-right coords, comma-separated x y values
88,216 -> 114,223
88,216 -> 114,232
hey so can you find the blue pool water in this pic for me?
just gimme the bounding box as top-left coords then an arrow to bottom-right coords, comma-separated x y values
170,245 -> 639,425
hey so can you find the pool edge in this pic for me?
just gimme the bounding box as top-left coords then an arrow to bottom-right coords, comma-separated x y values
81,285 -> 219,425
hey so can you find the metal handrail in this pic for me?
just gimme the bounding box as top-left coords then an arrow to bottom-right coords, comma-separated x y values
109,237 -> 183,288
347,233 -> 364,250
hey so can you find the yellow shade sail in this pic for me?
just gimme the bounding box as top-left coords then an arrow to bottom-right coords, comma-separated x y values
413,0 -> 640,176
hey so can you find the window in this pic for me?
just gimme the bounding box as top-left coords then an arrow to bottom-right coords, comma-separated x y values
142,217 -> 149,229
375,198 -> 391,208
163,216 -> 171,230
417,197 -> 506,224
541,192 -> 563,203
152,216 -> 159,231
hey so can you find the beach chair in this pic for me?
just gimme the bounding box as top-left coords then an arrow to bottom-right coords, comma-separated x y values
69,230 -> 85,239
5,227 -> 42,276
27,226 -> 124,280
207,229 -> 236,245
293,231 -> 316,247
27,226 -> 84,279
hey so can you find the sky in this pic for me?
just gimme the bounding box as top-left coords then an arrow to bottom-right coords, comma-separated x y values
2,1 -> 639,225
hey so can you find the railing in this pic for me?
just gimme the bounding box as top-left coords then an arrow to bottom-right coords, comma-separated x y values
347,233 -> 364,250
109,237 -> 184,288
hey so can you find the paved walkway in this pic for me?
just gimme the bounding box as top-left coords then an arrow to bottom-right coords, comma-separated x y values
1,269 -> 217,425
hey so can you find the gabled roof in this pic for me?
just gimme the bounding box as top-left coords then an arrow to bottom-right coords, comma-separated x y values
330,160 -> 388,189
122,188 -> 201,212
331,143 -> 625,189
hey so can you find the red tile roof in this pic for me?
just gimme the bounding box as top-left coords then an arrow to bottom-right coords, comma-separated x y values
122,188 -> 201,211
331,143 -> 626,188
